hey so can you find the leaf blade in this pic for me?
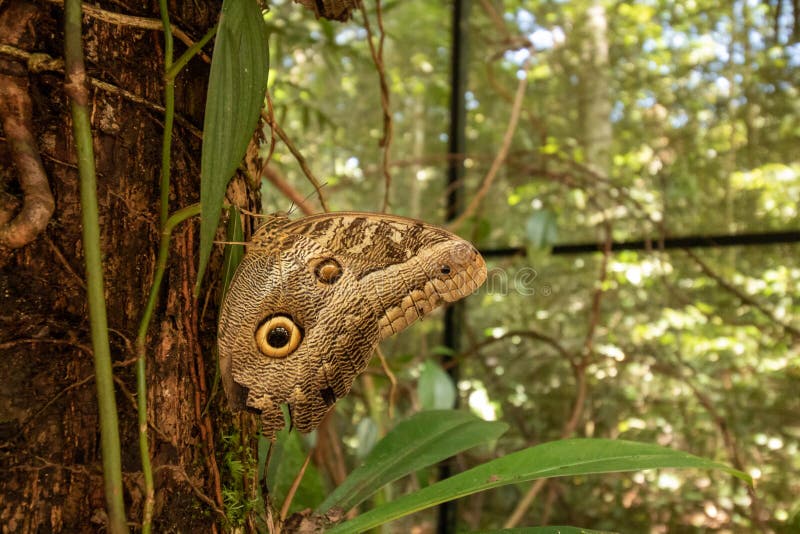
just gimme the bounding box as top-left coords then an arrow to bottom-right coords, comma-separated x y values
418,359 -> 456,410
317,410 -> 508,514
197,0 -> 269,293
220,205 -> 244,294
327,438 -> 751,534
478,528 -> 614,534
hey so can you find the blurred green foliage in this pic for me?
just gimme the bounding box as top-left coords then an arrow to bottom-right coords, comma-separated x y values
259,0 -> 799,531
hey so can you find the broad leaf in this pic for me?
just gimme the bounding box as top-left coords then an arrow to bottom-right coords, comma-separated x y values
326,438 -> 750,533
525,210 -> 558,249
354,417 -> 380,460
197,0 -> 269,293
418,359 -> 456,410
317,410 -> 508,514
265,421 -> 326,515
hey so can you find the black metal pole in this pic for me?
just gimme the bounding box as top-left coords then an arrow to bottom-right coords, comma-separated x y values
439,1 -> 470,533
479,230 -> 800,258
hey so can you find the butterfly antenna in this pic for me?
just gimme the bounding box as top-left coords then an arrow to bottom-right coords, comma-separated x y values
239,207 -> 272,219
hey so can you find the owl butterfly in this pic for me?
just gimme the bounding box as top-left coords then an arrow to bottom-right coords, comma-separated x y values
217,212 -> 487,440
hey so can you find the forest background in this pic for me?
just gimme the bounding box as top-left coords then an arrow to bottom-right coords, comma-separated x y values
255,0 -> 799,531
0,0 -> 797,532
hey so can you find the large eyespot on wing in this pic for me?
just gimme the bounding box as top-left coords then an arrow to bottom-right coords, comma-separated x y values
254,315 -> 303,358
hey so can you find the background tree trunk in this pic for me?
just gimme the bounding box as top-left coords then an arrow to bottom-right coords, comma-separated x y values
577,0 -> 612,177
0,0 -> 233,530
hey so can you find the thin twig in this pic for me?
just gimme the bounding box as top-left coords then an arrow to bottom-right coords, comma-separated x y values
44,235 -> 87,288
261,110 -> 329,212
504,223 -> 612,528
360,0 -> 393,212
156,465 -> 227,519
459,328 -> 572,363
46,0 -> 212,63
478,0 -> 509,35
261,166 -> 316,215
678,362 -> 766,528
684,248 -> 800,340
0,44 -> 203,139
181,227 -> 225,513
375,347 -> 397,419
280,449 -> 313,521
448,70 -> 528,231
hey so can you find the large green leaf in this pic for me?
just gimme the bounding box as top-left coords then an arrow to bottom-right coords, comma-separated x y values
316,410 -> 508,514
326,438 -> 751,533
197,0 -> 269,294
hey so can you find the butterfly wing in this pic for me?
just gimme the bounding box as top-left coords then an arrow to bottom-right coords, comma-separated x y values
218,212 -> 486,440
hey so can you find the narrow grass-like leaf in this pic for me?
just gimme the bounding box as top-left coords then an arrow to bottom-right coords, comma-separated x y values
220,205 -> 244,294
327,438 -> 751,533
197,0 -> 269,294
317,410 -> 508,514
478,528 -> 613,534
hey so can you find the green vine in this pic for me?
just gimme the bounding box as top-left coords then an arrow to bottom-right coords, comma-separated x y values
64,0 -> 128,531
129,5 -> 222,532
135,203 -> 201,533
158,0 -> 175,230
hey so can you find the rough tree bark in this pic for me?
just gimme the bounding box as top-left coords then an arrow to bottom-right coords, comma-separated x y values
0,0 -> 243,530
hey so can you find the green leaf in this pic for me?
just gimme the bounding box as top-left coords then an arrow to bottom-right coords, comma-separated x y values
472,216 -> 492,245
430,345 -> 456,357
418,359 -> 456,410
354,417 -> 379,460
525,210 -> 559,249
316,410 -> 508,514
220,205 -> 244,294
327,438 -> 750,533
197,0 -> 269,294
478,528 -> 614,534
266,419 -> 326,515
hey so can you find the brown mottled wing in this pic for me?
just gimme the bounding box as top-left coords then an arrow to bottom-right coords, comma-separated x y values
217,212 -> 486,440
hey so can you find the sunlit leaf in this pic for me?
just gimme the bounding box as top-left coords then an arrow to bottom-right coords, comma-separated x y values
354,417 -> 379,460
418,359 -> 456,410
317,410 -> 508,514
525,210 -> 559,249
326,438 -> 750,533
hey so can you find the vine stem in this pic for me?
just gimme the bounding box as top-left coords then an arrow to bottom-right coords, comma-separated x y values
135,202 -> 202,533
64,0 -> 128,531
137,2 -> 215,529
167,24 -> 217,81
158,0 -> 174,229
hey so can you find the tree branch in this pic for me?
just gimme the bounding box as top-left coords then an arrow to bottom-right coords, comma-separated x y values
448,70 -> 527,231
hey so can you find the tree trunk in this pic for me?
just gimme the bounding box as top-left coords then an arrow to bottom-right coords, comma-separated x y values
577,0 -> 612,177
0,0 -> 233,530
